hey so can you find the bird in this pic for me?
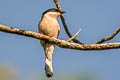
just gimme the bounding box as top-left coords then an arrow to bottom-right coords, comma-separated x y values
38,8 -> 66,77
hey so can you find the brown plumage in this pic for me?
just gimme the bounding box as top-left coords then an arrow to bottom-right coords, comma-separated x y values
38,8 -> 65,77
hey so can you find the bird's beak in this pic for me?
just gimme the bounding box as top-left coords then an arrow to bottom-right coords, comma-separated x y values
61,11 -> 66,14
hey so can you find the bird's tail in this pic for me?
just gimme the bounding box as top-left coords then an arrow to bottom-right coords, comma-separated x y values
44,44 -> 55,77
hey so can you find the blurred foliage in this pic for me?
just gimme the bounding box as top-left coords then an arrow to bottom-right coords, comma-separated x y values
0,65 -> 16,80
32,73 -> 96,80
0,65 -> 96,80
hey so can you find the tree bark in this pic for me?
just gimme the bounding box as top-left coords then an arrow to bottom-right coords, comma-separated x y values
0,24 -> 120,50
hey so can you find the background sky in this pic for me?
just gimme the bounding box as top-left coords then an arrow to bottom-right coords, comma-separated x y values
0,0 -> 120,80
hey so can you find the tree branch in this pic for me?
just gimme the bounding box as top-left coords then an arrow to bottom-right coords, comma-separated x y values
96,27 -> 120,44
53,0 -> 83,44
66,29 -> 82,42
0,24 -> 120,50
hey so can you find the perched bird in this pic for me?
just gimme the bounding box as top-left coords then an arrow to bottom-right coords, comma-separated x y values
38,8 -> 66,77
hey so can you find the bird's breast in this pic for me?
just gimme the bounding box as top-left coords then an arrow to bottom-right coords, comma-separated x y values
39,18 -> 60,38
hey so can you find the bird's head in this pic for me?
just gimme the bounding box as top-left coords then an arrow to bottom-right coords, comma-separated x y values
42,8 -> 66,19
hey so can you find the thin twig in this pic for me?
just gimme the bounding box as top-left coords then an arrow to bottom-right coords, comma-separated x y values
66,29 -> 82,42
0,24 -> 120,50
53,0 -> 83,44
96,27 -> 120,44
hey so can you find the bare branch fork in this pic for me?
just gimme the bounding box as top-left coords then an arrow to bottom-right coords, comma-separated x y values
0,24 -> 120,50
66,29 -> 82,42
53,0 -> 120,45
54,0 -> 83,44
